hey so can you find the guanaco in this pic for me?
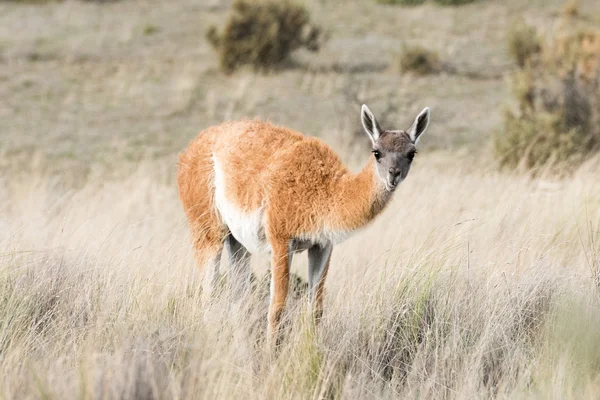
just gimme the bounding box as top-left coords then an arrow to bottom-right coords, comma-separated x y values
177,105 -> 430,342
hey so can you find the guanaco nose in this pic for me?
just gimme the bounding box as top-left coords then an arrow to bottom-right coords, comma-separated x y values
389,167 -> 401,184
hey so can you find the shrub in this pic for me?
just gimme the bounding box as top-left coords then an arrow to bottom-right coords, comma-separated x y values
4,0 -> 120,2
433,0 -> 479,5
561,0 -> 580,18
376,0 -> 425,5
376,0 -> 478,5
395,45 -> 441,75
206,0 -> 321,74
507,20 -> 541,68
494,24 -> 600,173
3,0 -> 120,3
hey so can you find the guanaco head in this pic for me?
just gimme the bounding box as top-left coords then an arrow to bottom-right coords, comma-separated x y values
361,104 -> 430,192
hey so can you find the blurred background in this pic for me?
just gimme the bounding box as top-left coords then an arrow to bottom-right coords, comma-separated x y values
2,0 -> 598,184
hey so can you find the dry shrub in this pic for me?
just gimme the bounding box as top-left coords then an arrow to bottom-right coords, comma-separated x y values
396,45 -> 441,75
561,0 -> 580,18
376,0 -> 477,5
1,0 -> 56,2
507,19 -> 541,68
494,22 -> 600,173
376,0 -> 425,5
206,0 -> 321,74
3,0 -> 120,2
433,0 -> 479,5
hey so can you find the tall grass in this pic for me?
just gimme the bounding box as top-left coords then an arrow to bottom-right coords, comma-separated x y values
1,156 -> 600,398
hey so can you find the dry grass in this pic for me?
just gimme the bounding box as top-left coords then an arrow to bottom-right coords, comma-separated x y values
2,155 -> 600,399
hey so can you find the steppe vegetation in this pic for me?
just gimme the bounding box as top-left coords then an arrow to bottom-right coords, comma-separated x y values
495,8 -> 600,173
206,0 -> 321,73
1,0 -> 600,398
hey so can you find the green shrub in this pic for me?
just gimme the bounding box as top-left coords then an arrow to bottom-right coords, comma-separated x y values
395,45 -> 441,75
206,0 -> 321,74
494,25 -> 600,174
507,20 -> 541,68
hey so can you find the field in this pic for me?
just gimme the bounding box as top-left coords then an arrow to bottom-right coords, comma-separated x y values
2,0 -> 600,398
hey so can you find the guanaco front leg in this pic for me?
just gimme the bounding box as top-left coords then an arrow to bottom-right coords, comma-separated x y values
267,239 -> 291,346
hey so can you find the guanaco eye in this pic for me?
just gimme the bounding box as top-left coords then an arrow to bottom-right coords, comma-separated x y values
372,150 -> 381,161
407,150 -> 417,162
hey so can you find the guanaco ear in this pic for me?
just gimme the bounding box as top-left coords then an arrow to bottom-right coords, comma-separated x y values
361,104 -> 382,144
408,107 -> 430,145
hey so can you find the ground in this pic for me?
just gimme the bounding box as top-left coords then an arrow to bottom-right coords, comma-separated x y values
1,0 -> 600,398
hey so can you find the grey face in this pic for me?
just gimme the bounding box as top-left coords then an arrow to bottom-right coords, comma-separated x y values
371,131 -> 417,191
361,105 -> 430,192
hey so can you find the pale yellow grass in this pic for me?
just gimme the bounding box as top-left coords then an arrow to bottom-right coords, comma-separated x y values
1,154 -> 600,399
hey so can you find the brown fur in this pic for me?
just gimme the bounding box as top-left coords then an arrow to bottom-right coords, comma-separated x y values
177,111 -> 427,342
178,119 -> 391,250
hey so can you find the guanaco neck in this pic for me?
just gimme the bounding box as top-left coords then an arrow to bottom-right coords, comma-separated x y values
328,158 -> 393,232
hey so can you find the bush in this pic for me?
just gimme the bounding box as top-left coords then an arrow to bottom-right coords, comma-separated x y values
494,23 -> 600,173
495,103 -> 592,172
376,0 -> 425,5
206,0 -> 321,74
561,0 -> 580,18
376,0 -> 478,5
507,19 -> 541,68
433,0 -> 479,5
3,0 -> 119,2
395,45 -> 441,75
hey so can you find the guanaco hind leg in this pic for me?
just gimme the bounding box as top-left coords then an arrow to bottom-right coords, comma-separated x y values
308,243 -> 333,321
224,233 -> 252,297
193,245 -> 223,302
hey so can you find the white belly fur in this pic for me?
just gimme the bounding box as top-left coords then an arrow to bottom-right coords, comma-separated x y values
298,228 -> 354,248
213,155 -> 268,254
213,156 -> 357,253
